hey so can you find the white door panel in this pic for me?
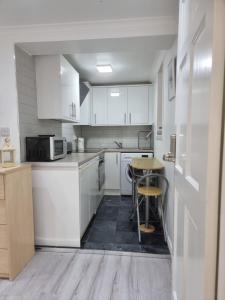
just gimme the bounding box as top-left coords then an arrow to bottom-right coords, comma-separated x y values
107,87 -> 127,125
173,0 -> 224,299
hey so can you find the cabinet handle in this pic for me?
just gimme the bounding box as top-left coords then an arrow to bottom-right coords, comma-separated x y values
129,113 -> 131,124
95,113 -> 97,124
71,103 -> 74,118
74,103 -> 76,120
124,113 -> 126,124
116,153 -> 118,165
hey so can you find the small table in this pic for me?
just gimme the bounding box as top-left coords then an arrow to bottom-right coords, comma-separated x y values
131,158 -> 164,233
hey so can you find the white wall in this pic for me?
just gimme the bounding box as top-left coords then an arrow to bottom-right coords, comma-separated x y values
0,17 -> 177,162
81,125 -> 152,149
15,46 -> 62,161
153,41 -> 177,253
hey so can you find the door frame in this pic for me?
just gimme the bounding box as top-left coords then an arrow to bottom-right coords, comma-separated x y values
217,57 -> 225,300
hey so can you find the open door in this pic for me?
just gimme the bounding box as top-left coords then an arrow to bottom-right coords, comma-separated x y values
173,0 -> 225,299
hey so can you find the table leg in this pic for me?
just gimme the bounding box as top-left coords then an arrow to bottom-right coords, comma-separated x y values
145,196 -> 149,228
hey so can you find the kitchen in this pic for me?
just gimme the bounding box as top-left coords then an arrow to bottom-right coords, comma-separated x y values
0,0 -> 223,298
15,36 -> 175,253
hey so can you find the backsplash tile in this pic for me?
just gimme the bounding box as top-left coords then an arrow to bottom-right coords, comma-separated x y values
80,126 -> 152,149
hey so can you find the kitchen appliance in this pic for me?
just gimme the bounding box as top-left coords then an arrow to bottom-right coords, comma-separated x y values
26,135 -> 67,161
120,152 -> 154,195
78,137 -> 85,152
98,154 -> 105,192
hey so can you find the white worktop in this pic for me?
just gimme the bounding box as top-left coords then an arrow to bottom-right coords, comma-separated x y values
30,148 -> 154,168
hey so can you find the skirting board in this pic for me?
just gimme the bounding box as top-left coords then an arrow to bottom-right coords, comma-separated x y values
35,237 -> 80,248
104,189 -> 121,196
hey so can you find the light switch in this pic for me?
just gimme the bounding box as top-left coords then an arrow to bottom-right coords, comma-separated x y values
0,127 -> 10,137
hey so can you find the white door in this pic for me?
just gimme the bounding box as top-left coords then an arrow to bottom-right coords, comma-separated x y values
105,152 -> 120,190
107,87 -> 127,125
127,86 -> 149,125
173,1 -> 225,300
92,87 -> 107,125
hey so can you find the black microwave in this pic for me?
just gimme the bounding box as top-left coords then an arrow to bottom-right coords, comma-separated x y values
26,135 -> 67,162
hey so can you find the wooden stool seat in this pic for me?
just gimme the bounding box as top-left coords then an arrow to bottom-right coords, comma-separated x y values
137,186 -> 162,197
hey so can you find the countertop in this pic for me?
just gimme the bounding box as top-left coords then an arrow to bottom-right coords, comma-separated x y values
0,164 -> 31,175
30,148 -> 154,168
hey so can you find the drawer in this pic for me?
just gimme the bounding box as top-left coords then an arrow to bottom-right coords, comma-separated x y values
0,249 -> 9,275
0,226 -> 8,249
0,176 -> 4,200
0,201 -> 7,224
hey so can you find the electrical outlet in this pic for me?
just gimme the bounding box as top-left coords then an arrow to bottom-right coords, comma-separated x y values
0,127 -> 10,137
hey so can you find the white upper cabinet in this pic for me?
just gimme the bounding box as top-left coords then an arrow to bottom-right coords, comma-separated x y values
91,84 -> 152,126
127,86 -> 149,125
92,87 -> 107,125
35,55 -> 80,123
107,87 -> 127,125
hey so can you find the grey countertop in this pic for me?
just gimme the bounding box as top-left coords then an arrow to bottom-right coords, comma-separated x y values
30,148 -> 154,168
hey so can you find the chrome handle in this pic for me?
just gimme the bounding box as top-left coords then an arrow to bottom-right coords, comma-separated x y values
95,113 -> 97,124
124,113 -> 126,124
163,134 -> 176,162
71,103 -> 74,118
116,153 -> 118,165
129,113 -> 131,124
74,103 -> 76,120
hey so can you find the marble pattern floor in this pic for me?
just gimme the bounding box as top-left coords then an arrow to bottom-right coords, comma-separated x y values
82,196 -> 170,254
0,248 -> 171,300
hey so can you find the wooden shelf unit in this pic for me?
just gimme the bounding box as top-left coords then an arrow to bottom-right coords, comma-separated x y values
0,164 -> 34,279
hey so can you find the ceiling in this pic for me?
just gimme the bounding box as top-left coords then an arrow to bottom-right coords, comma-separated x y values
19,35 -> 176,84
0,0 -> 178,27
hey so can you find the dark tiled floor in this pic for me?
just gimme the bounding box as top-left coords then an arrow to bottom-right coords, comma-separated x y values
81,195 -> 170,254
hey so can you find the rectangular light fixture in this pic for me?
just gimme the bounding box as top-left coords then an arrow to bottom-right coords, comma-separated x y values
110,92 -> 120,97
96,64 -> 112,73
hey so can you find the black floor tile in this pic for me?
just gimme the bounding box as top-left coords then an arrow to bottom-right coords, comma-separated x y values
81,195 -> 170,255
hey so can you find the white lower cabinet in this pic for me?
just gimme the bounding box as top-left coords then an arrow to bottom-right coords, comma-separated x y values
32,156 -> 102,248
104,152 -> 120,193
79,157 -> 100,237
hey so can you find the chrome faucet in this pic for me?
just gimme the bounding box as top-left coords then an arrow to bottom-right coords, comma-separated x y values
114,141 -> 123,149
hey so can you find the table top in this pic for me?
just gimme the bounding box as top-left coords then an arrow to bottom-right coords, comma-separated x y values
131,158 -> 164,171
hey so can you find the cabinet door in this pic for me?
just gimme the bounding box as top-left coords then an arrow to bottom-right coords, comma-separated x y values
105,153 -> 120,190
127,86 -> 149,125
73,68 -> 80,123
79,164 -> 90,237
92,87 -> 107,125
107,87 -> 127,125
61,56 -> 80,122
89,159 -> 99,217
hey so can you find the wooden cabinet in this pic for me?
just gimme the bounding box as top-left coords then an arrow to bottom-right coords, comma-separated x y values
92,87 -> 108,125
35,55 -> 80,123
104,152 -> 120,192
91,85 -> 153,126
127,86 -> 149,125
0,165 -> 34,279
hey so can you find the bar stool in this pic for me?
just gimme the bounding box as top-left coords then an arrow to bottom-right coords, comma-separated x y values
128,164 -> 143,221
136,173 -> 169,243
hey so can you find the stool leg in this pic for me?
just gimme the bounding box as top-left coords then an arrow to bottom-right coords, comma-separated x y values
145,196 -> 150,228
136,193 -> 141,243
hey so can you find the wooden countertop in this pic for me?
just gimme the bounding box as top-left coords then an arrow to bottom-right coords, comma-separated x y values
0,164 -> 31,175
131,158 -> 164,171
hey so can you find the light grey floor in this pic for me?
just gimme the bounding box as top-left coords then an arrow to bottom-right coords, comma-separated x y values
0,249 -> 171,300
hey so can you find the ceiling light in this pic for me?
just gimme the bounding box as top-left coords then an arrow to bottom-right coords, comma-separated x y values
110,92 -> 120,97
96,65 -> 112,73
